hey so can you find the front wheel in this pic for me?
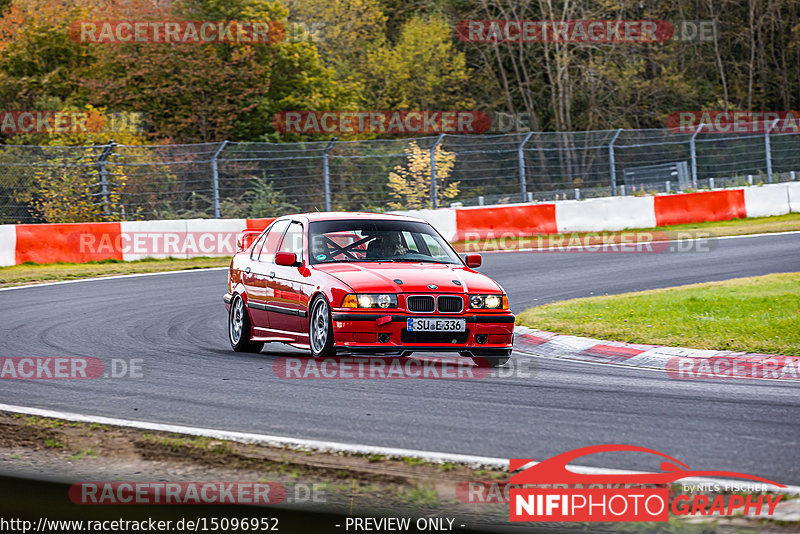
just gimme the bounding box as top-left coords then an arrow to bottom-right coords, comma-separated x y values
309,295 -> 335,358
228,294 -> 264,353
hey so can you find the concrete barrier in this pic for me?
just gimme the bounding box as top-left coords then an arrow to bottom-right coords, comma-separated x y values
744,184 -> 791,218
119,220 -> 190,260
787,182 -> 800,213
14,222 -> 123,264
455,203 -> 557,240
0,225 -> 16,267
654,190 -> 746,226
555,196 -> 656,233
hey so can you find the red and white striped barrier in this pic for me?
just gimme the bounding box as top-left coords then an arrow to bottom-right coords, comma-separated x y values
0,184 -> 797,266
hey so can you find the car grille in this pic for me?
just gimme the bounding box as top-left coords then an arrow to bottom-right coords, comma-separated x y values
437,296 -> 463,313
407,296 -> 435,312
401,329 -> 470,344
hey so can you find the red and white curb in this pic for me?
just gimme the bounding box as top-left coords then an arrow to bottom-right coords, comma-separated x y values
513,326 -> 800,381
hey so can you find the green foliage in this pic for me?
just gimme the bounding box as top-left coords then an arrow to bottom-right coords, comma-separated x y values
220,178 -> 298,218
364,14 -> 473,110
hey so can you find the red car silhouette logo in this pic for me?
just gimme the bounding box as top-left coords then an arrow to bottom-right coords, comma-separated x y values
510,444 -> 784,487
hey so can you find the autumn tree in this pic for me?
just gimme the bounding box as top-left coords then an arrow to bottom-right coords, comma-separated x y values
364,14 -> 474,110
387,140 -> 458,209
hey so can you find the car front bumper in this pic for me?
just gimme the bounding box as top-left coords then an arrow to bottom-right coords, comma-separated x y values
329,311 -> 515,357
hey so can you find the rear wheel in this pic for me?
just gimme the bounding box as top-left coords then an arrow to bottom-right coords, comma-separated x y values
228,294 -> 264,353
309,295 -> 335,358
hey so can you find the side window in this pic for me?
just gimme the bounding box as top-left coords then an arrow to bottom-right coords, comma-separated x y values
278,222 -> 304,257
249,231 -> 268,260
420,233 -> 447,259
401,231 -> 420,253
257,219 -> 289,263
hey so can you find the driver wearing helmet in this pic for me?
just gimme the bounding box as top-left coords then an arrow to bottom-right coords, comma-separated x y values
380,231 -> 407,257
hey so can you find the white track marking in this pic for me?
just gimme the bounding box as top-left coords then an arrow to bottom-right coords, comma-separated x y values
0,403 -> 796,493
0,267 -> 228,292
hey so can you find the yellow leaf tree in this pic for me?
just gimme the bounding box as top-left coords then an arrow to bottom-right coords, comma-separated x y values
387,140 -> 458,210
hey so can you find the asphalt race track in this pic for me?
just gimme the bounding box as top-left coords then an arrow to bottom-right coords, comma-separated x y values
1,233 -> 799,483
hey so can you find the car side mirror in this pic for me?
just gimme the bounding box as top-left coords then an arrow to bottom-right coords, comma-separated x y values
275,252 -> 299,267
465,254 -> 482,268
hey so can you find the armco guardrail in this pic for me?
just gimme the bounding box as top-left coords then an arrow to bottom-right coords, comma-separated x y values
1,183 -> 798,267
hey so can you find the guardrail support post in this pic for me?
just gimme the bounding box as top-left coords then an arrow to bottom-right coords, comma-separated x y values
430,134 -> 445,209
690,123 -> 704,189
608,128 -> 623,196
765,118 -> 779,184
97,140 -> 116,217
323,137 -> 338,212
518,131 -> 534,202
211,140 -> 228,219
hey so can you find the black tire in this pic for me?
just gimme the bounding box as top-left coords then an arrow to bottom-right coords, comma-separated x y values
471,355 -> 511,368
228,294 -> 264,353
309,295 -> 335,358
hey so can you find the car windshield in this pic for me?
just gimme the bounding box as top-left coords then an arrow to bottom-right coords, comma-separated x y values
309,219 -> 462,265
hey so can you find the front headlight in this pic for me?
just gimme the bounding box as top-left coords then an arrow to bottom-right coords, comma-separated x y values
342,293 -> 398,309
484,295 -> 501,309
469,295 -> 484,308
469,294 -> 508,309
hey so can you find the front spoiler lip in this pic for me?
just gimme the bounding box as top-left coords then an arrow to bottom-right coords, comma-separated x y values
333,346 -> 514,358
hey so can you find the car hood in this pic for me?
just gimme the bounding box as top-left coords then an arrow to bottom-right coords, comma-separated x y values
313,262 -> 503,294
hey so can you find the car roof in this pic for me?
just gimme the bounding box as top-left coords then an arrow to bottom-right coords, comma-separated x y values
289,212 -> 426,223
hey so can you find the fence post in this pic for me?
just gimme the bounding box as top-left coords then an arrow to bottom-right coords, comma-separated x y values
430,134 -> 445,209
608,128 -> 623,196
518,131 -> 534,202
211,140 -> 228,219
322,137 -> 338,212
97,140 -> 116,217
765,118 -> 779,184
690,123 -> 704,188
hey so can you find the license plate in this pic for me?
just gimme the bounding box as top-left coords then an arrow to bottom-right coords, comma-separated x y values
407,318 -> 466,332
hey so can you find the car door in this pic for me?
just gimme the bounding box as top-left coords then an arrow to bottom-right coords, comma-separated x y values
248,219 -> 289,332
265,221 -> 308,335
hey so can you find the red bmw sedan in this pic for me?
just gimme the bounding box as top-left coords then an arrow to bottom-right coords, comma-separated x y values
224,212 -> 515,366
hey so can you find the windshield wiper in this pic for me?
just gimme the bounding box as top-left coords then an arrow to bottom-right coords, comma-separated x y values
383,258 -> 452,264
